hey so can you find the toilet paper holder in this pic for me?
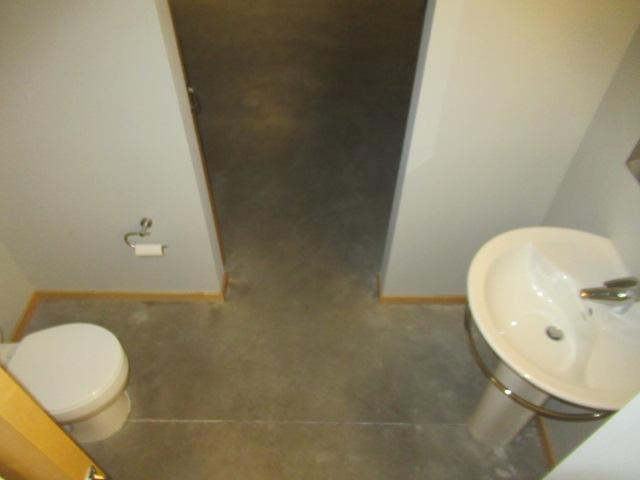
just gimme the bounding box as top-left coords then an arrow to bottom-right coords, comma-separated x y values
124,217 -> 154,248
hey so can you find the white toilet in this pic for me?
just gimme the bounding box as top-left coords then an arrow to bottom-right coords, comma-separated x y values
0,323 -> 130,443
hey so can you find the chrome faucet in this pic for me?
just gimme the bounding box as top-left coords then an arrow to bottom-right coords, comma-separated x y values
579,277 -> 640,314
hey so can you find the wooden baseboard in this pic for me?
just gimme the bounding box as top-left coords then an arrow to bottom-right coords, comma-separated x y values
376,273 -> 466,304
535,416 -> 557,470
379,295 -> 467,304
34,290 -> 225,302
11,293 -> 40,342
10,280 -> 228,342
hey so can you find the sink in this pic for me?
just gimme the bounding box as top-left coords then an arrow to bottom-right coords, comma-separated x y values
466,227 -> 640,445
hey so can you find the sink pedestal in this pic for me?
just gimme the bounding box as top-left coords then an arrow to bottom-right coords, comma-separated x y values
468,361 -> 548,446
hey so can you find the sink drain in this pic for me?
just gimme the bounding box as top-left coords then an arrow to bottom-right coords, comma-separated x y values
546,326 -> 564,341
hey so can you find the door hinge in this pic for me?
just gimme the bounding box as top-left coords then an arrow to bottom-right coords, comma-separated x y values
187,86 -> 202,114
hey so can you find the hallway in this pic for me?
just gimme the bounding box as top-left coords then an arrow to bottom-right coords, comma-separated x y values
170,0 -> 423,293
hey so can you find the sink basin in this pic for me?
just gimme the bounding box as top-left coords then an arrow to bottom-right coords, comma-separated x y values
468,227 -> 640,411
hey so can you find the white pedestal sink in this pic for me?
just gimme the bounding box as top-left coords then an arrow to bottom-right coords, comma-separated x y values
466,227 -> 640,446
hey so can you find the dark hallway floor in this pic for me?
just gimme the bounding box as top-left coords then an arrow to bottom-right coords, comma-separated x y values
24,2 -> 547,479
170,0 -> 423,291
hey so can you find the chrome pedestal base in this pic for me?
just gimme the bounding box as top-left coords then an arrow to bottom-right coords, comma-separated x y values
468,361 -> 549,447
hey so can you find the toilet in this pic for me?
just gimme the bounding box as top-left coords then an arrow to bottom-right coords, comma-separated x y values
0,323 -> 130,443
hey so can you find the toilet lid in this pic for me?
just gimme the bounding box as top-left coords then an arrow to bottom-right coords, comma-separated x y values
8,323 -> 125,416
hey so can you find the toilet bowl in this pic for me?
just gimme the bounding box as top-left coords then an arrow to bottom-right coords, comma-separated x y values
1,323 -> 130,442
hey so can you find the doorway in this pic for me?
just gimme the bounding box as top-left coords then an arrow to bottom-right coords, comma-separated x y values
169,0 -> 425,292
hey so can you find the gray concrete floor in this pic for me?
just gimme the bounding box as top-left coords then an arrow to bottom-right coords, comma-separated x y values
26,1 -> 546,478
171,0 -> 422,287
29,301 -> 544,479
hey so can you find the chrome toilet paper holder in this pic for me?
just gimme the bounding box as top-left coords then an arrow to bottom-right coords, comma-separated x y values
124,218 -> 153,248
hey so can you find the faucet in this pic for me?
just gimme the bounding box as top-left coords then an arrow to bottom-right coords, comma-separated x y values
579,277 -> 640,314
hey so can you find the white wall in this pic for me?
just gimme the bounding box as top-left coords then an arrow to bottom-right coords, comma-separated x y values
0,0 -> 224,293
543,393 -> 640,480
545,28 -> 640,273
542,25 -> 640,462
381,0 -> 640,296
0,241 -> 33,339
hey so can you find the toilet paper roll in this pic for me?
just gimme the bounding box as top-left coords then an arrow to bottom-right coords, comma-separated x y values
134,243 -> 165,257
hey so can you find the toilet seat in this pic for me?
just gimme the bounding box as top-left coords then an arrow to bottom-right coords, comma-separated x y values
8,323 -> 129,423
